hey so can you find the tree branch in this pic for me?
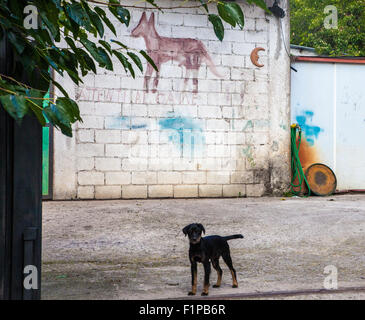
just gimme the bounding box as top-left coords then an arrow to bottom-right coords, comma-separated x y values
85,0 -> 216,10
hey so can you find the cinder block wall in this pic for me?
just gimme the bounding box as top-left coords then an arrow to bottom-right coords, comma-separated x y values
53,0 -> 291,200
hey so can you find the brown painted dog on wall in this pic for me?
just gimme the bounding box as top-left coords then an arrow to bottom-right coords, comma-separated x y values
131,12 -> 221,93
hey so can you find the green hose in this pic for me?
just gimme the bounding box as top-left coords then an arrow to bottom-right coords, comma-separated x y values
290,124 -> 311,196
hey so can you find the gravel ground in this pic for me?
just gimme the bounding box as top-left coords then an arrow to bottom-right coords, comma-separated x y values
42,195 -> 365,300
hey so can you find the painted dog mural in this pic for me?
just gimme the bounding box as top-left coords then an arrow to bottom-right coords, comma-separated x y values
131,12 -> 222,93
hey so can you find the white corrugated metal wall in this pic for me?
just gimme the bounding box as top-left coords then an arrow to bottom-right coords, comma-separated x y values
291,60 -> 365,190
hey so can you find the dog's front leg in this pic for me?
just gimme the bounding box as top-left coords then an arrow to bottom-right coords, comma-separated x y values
144,64 -> 153,92
201,261 -> 211,296
188,262 -> 197,295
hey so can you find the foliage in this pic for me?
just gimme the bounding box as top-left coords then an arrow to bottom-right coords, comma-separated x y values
0,0 -> 269,136
290,0 -> 365,56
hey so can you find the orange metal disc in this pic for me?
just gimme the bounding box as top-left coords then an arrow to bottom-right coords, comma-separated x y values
305,163 -> 337,196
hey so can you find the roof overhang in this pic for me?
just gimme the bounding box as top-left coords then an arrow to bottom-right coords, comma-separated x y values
293,56 -> 365,65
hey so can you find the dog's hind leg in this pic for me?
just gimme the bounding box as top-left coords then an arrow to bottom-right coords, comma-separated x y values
222,252 -> 238,288
188,262 -> 197,296
212,258 -> 223,288
191,68 -> 199,94
183,69 -> 191,92
144,64 -> 154,92
201,261 -> 211,296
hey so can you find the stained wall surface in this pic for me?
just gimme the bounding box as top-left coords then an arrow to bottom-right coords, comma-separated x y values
53,0 -> 291,199
291,61 -> 365,190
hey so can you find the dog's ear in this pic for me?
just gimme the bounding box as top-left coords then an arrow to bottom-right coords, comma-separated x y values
198,224 -> 205,234
148,12 -> 155,25
182,224 -> 191,237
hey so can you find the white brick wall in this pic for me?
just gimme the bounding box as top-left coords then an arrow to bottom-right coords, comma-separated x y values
95,130 -> 121,143
174,185 -> 198,198
53,0 -> 291,199
78,172 -> 104,186
77,186 -> 94,199
95,158 -> 121,171
199,185 -> 223,197
122,185 -> 147,199
95,186 -> 121,199
148,185 -> 174,198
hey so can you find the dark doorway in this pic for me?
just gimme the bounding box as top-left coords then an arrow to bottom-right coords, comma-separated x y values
0,35 -> 42,300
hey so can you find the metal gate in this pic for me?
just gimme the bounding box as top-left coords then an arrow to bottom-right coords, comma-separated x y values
291,57 -> 365,190
0,35 -> 42,300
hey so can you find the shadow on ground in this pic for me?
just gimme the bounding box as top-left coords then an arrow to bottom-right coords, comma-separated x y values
42,195 -> 365,299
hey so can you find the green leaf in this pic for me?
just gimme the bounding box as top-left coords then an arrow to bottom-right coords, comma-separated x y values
28,101 -> 46,127
7,31 -> 25,54
65,37 -> 78,52
139,50 -> 158,72
80,38 -> 112,70
113,50 -> 128,70
6,1 -> 21,17
43,97 -> 81,137
0,94 -> 28,121
113,50 -> 135,78
80,37 -> 98,59
127,52 -> 143,73
67,99 -> 82,122
51,0 -> 62,10
26,88 -> 45,108
199,0 -> 209,13
108,1 -> 131,26
144,0 -> 161,11
59,10 -> 80,39
35,0 -> 61,41
76,48 -> 97,74
39,11 -> 60,41
35,29 -> 54,47
97,47 -> 113,71
43,104 -> 73,137
43,54 -> 62,75
110,39 -> 128,50
41,71 -> 69,98
86,9 -> 104,38
94,7 -> 117,36
246,0 -> 271,14
218,3 -> 236,28
208,14 -> 224,41
220,2 -> 245,29
56,97 -> 82,122
99,40 -> 112,55
66,3 -> 93,31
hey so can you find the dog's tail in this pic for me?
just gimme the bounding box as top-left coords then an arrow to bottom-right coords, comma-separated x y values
200,43 -> 222,78
223,234 -> 244,241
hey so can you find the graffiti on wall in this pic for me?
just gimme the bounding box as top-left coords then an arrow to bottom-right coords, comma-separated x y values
74,11 -> 252,165
159,116 -> 204,159
131,12 -> 221,93
296,110 -> 323,146
76,87 -> 214,105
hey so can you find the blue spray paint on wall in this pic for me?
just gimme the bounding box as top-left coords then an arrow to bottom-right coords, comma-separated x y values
296,110 -> 322,146
130,124 -> 147,129
105,114 -> 204,159
159,116 -> 204,159
105,116 -> 147,130
105,116 -> 129,129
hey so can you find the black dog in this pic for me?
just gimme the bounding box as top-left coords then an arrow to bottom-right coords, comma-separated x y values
182,223 -> 243,296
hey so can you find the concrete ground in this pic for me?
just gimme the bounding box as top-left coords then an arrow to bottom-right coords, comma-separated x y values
42,195 -> 365,300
